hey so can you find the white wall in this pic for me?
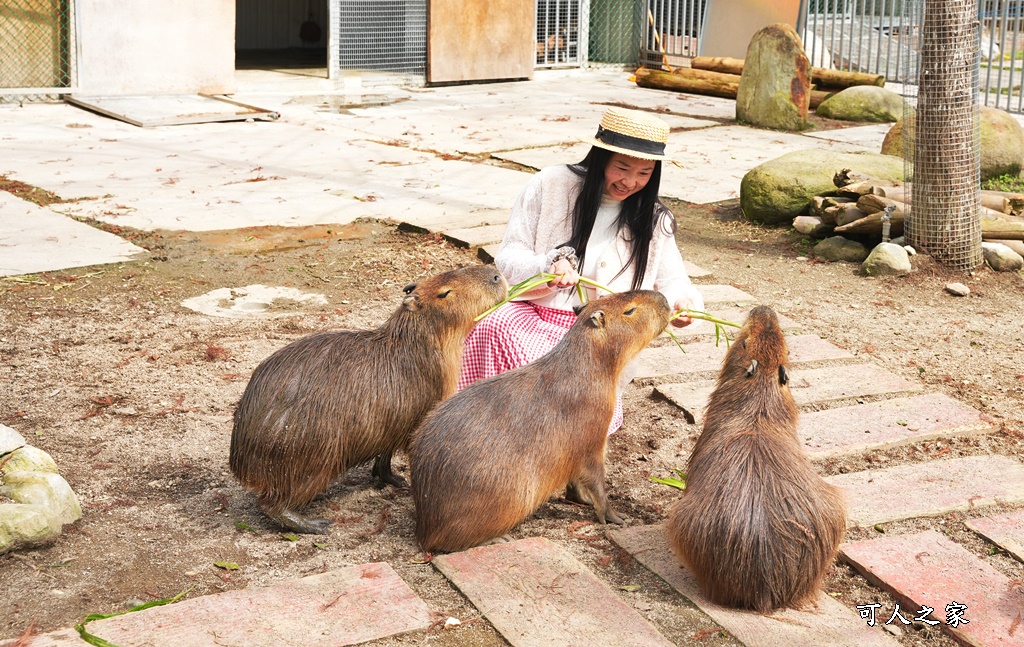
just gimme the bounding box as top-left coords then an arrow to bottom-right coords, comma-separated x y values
77,0 -> 236,95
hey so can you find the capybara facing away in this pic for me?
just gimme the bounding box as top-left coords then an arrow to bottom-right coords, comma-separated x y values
411,290 -> 672,553
229,265 -> 507,534
666,306 -> 847,613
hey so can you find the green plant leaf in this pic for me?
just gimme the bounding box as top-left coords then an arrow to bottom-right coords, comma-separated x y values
214,561 -> 239,570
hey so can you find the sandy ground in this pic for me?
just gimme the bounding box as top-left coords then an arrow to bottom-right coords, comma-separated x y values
1,195 -> 1022,646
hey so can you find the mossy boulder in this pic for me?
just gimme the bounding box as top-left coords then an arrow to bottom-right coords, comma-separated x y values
881,106 -> 1024,181
815,86 -> 906,122
740,149 -> 907,225
736,23 -> 812,131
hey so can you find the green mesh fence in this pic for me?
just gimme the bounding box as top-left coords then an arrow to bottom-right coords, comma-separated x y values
589,0 -> 644,65
1,0 -> 75,102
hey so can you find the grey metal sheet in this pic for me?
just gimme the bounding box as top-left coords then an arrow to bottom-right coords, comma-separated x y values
65,94 -> 280,127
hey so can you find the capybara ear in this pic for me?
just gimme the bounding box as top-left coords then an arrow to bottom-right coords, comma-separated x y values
745,359 -> 759,378
585,310 -> 606,329
572,304 -> 586,316
402,294 -> 420,311
402,283 -> 417,295
779,365 -> 789,385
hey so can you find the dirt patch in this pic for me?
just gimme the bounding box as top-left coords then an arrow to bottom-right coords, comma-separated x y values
1,199 -> 1022,646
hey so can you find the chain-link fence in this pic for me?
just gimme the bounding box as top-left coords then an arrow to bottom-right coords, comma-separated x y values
0,0 -> 75,103
903,0 -> 983,269
589,0 -> 643,64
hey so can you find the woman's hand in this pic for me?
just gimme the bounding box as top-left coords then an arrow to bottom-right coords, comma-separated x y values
546,258 -> 580,289
670,298 -> 696,328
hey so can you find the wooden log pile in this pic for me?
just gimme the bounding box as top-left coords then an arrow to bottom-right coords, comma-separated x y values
633,57 -> 886,107
793,169 -> 1024,241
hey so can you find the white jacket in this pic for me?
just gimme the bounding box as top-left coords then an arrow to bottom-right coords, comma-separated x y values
495,165 -> 704,314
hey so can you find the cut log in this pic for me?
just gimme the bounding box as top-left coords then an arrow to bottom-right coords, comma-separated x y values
810,89 -> 836,109
634,67 -> 740,99
835,209 -> 905,236
691,57 -> 885,88
829,203 -> 870,226
872,185 -> 908,201
808,195 -> 853,217
980,209 -> 1024,240
856,194 -> 906,216
837,180 -> 900,199
980,189 -> 1024,215
836,202 -> 1024,240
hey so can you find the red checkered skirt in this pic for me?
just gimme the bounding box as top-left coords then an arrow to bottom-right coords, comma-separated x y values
458,301 -> 624,434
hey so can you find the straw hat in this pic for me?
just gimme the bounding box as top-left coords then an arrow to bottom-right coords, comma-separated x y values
582,107 -> 670,161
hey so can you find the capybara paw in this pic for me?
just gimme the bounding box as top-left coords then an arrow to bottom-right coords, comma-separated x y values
601,507 -> 625,525
564,482 -> 593,505
371,460 -> 409,489
273,509 -> 333,535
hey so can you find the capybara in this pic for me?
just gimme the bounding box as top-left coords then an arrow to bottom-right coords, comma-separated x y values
666,305 -> 847,613
411,290 -> 672,553
229,265 -> 507,534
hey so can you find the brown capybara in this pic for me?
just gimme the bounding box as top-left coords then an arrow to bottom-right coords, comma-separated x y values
229,265 -> 507,534
410,290 -> 672,553
666,305 -> 847,613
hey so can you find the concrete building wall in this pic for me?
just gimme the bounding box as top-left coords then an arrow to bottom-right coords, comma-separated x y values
77,0 -> 236,95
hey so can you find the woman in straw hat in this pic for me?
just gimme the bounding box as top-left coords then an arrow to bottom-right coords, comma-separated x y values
459,106 -> 704,433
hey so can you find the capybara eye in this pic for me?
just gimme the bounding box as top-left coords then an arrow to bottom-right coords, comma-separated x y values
623,307 -> 637,315
402,283 -> 417,295
438,290 -> 452,299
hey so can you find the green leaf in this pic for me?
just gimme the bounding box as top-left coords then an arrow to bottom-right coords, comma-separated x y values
896,420 -> 908,426
214,561 -> 239,570
234,520 -> 259,534
619,584 -> 642,592
281,533 -> 299,542
75,589 -> 191,647
313,542 -> 330,548
650,475 -> 687,490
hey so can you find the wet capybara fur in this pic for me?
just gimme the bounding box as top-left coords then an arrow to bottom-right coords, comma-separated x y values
411,290 -> 672,553
666,306 -> 847,613
229,265 -> 507,534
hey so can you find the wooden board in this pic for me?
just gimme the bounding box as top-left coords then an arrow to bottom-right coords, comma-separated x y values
428,0 -> 534,84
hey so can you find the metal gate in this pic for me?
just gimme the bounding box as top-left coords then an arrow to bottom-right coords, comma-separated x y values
330,0 -> 427,86
640,0 -> 706,69
536,0 -> 583,68
0,0 -> 76,102
797,0 -> 1024,113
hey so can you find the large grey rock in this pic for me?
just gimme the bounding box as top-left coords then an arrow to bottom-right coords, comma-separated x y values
982,241 -> 1024,271
736,23 -> 812,131
793,215 -> 832,237
741,149 -> 906,224
987,238 -> 1024,257
813,236 -> 869,263
882,106 -> 1024,181
815,85 -> 906,123
861,242 -> 912,276
0,424 -> 26,455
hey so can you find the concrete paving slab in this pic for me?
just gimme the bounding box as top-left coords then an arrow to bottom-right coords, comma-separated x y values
609,524 -> 898,647
633,334 -> 855,381
2,562 -> 432,647
964,509 -> 1024,562
656,363 -> 924,424
431,536 -> 674,647
442,223 -> 508,248
684,260 -> 712,278
840,530 -> 1024,646
800,392 -> 997,460
826,455 -> 1024,527
698,284 -> 757,306
0,193 -> 148,278
802,123 -> 894,149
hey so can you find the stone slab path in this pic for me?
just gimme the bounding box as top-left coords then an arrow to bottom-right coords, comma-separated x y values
965,509 -> 1024,562
841,530 -> 1024,646
609,525 -> 899,647
799,392 -> 997,460
431,536 -> 675,647
656,363 -> 925,424
825,455 -> 1024,528
1,563 -> 432,647
633,333 -> 854,381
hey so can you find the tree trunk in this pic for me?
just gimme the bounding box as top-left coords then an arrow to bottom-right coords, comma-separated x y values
634,67 -> 740,99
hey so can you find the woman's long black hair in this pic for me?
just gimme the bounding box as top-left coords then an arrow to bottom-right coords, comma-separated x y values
564,146 -> 675,291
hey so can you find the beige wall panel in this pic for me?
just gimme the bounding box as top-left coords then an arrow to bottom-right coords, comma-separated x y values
700,0 -> 801,59
428,0 -> 534,84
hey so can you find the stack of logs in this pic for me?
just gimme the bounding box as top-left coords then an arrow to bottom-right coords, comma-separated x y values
795,169 -> 1024,241
634,56 -> 884,107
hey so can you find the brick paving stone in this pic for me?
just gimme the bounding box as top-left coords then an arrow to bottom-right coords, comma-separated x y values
800,392 -> 996,460
826,455 -> 1024,528
609,524 -> 899,647
633,334 -> 854,381
965,509 -> 1024,562
2,563 -> 432,647
697,284 -> 757,306
431,536 -> 674,647
840,529 -> 1024,646
656,363 -> 924,424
